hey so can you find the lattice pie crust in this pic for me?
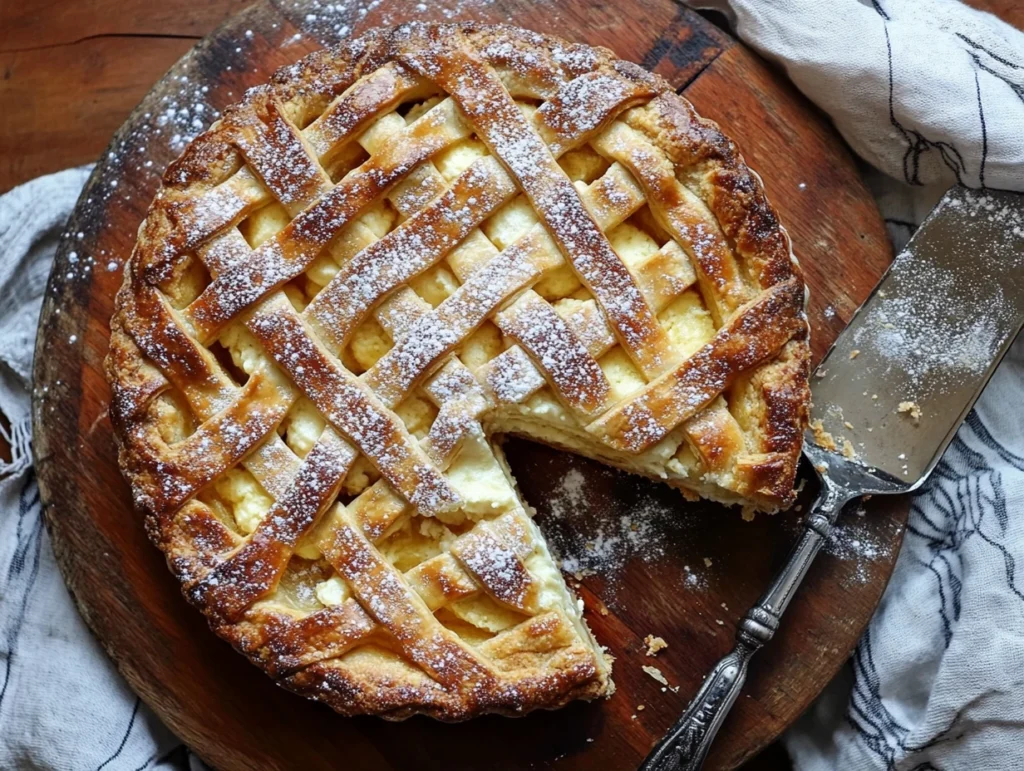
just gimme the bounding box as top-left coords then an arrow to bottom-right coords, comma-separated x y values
106,23 -> 810,720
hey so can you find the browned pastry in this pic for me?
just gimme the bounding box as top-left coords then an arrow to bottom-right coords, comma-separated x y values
105,22 -> 810,721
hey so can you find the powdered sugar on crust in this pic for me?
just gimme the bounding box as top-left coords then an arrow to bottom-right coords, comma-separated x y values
306,156 -> 515,352
482,346 -> 547,406
495,291 -> 610,416
455,530 -> 532,609
591,279 -> 806,453
536,72 -> 654,155
232,97 -> 331,212
397,34 -> 671,378
247,302 -> 461,517
364,240 -> 544,406
304,62 -> 427,160
186,100 -> 470,339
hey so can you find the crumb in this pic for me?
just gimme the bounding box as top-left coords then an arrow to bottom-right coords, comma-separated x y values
703,557 -> 713,568
715,619 -> 724,626
841,438 -> 857,459
794,504 -> 803,512
741,507 -> 756,522
844,421 -> 854,430
670,685 -> 680,693
643,665 -> 669,686
721,602 -> 728,610
586,738 -> 594,743
815,368 -> 828,378
871,394 -> 878,400
849,349 -> 860,359
810,419 -> 837,452
678,487 -> 700,502
599,607 -> 609,616
631,714 -> 637,720
898,401 -> 922,421
644,635 -> 668,656
636,704 -> 645,711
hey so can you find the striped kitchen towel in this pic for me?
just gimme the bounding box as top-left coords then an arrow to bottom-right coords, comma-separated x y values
0,167 -> 204,771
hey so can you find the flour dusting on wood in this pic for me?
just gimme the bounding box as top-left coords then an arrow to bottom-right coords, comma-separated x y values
537,465 -> 706,592
822,507 -> 894,585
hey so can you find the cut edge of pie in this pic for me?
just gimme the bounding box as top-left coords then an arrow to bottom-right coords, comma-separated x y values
105,22 -> 810,721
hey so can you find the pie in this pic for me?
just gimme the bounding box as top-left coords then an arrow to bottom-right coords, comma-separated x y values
106,22 -> 810,721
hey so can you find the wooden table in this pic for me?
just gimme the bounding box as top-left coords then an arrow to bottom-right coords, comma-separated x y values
3,2 -> 1018,769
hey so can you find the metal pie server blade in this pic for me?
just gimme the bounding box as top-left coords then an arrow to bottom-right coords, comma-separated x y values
641,185 -> 1024,771
809,186 -> 1024,488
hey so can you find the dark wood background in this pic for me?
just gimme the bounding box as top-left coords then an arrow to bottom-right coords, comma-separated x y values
7,1 -> 1021,769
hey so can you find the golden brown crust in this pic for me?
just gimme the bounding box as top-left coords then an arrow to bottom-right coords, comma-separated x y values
106,22 -> 809,721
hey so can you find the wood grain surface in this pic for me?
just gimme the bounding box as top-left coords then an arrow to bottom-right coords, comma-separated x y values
22,1 -> 922,769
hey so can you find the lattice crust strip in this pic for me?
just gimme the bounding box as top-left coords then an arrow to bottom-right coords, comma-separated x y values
106,23 -> 810,721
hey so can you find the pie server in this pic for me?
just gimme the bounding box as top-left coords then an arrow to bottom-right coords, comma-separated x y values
641,185 -> 1024,771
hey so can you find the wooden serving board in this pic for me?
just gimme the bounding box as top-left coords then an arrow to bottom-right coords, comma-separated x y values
31,2 -> 908,769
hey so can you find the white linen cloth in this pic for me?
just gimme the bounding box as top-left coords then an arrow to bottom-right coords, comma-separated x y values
1,2 -> 1022,768
0,169 -> 203,770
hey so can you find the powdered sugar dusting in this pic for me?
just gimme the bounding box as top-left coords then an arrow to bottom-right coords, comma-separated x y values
822,506 -> 894,586
537,72 -> 646,154
496,293 -> 609,413
539,467 -> 701,591
404,42 -> 667,375
307,156 -> 513,350
848,188 -> 1024,401
365,243 -> 540,406
851,262 -> 1014,398
485,347 -> 546,405
98,58 -> 229,205
294,0 -> 514,43
456,529 -> 530,608
246,305 -> 461,516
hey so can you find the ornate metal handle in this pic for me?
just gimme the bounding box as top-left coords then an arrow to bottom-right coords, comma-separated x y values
640,475 -> 855,771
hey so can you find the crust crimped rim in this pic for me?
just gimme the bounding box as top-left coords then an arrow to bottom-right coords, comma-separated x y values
105,22 -> 810,721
